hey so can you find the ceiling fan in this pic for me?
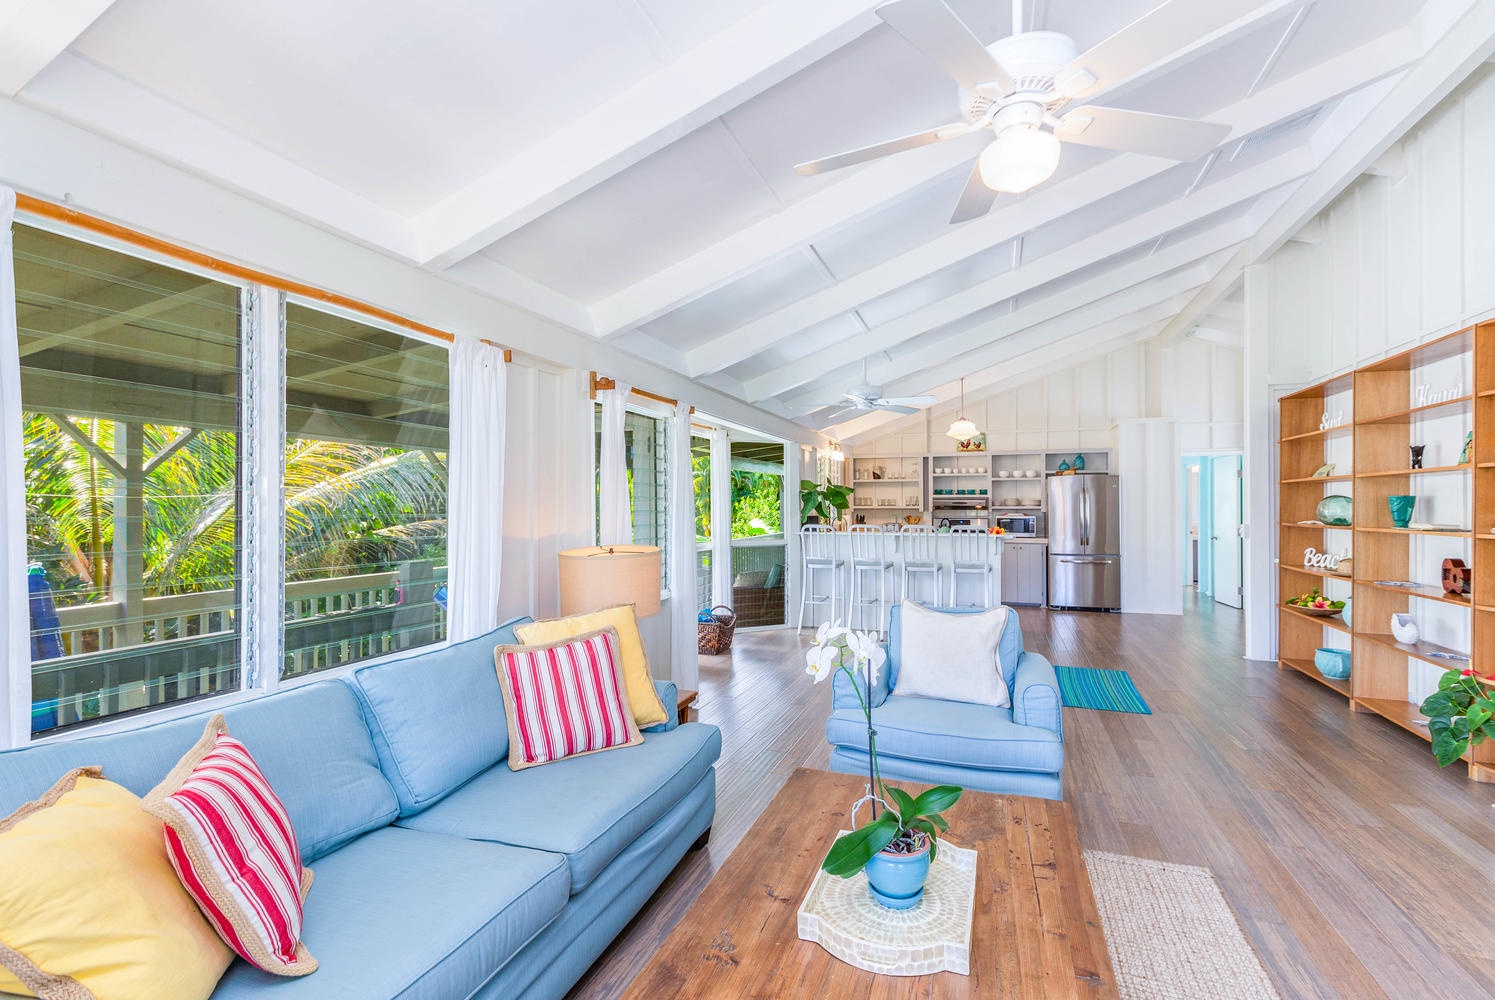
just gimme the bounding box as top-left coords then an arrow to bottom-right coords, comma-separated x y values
792,362 -> 938,421
796,0 -> 1252,222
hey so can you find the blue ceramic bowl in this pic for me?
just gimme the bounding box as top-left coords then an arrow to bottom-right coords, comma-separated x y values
1314,647 -> 1351,680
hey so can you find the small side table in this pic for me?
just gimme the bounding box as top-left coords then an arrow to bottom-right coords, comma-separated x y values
676,689 -> 698,725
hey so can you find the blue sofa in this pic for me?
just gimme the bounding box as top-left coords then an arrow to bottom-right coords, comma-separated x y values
825,604 -> 1064,800
0,616 -> 721,999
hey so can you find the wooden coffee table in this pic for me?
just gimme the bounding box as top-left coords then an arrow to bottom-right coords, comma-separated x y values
622,767 -> 1117,999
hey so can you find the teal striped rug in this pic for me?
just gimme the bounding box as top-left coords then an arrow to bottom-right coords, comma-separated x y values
1054,666 -> 1151,714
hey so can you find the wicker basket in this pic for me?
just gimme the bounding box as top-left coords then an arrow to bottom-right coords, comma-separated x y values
698,606 -> 737,655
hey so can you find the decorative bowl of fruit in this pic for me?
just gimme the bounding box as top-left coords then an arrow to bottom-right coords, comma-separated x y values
1286,588 -> 1345,617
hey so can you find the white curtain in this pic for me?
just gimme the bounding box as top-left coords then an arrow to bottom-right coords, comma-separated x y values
0,189 -> 27,746
669,403 -> 698,688
598,381 -> 633,546
446,338 -> 508,642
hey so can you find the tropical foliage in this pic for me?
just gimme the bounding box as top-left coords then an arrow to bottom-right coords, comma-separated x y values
731,470 -> 782,537
24,412 -> 447,606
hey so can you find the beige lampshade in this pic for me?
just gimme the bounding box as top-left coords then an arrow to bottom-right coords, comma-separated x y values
557,545 -> 662,618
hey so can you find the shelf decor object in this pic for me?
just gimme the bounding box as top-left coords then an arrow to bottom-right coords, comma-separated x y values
1443,558 -> 1471,596
1390,613 -> 1419,645
1387,495 -> 1416,528
1312,463 -> 1336,478
1314,648 -> 1352,680
1316,495 -> 1353,526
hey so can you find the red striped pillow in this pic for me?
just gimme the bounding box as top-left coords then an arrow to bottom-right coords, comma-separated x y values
494,626 -> 644,770
144,715 -> 317,977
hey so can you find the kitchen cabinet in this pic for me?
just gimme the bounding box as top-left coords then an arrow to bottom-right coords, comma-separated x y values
1002,540 -> 1047,606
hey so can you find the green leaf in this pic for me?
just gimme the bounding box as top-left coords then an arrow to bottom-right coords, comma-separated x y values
1467,706 -> 1492,732
821,814 -> 899,878
1420,691 -> 1457,719
926,813 -> 949,832
1432,728 -> 1468,767
881,785 -> 917,823
909,784 -> 963,819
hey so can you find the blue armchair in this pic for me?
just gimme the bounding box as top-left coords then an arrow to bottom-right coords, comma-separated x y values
825,604 -> 1065,800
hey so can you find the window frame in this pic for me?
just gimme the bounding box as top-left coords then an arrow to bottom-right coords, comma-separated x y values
7,219 -> 456,747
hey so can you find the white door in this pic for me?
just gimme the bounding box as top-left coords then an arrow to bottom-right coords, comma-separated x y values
1211,456 -> 1243,608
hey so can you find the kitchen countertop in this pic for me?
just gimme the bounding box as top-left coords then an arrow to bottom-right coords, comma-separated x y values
1003,536 -> 1047,544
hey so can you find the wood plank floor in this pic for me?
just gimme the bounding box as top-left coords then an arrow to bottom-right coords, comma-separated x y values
568,594 -> 1495,999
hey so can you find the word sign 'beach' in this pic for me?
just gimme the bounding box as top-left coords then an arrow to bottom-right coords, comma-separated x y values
1302,547 -> 1346,570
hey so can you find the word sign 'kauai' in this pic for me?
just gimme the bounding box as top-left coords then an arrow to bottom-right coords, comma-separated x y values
1302,547 -> 1344,570
1319,410 -> 1346,430
1414,383 -> 1463,407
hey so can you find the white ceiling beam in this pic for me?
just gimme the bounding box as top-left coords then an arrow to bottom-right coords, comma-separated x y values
0,0 -> 117,96
742,149 -> 1312,401
412,0 -> 886,270
830,305 -> 1180,439
592,0 -> 1360,338
1158,0 -> 1495,345
793,262 -> 1212,429
684,27 -> 1417,378
436,254 -> 595,333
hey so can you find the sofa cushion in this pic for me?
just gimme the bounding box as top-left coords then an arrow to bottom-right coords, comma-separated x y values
0,682 -> 397,864
209,826 -> 569,1000
349,616 -> 530,816
395,723 -> 721,893
889,603 -> 1023,693
826,696 -> 1063,774
893,601 -> 1010,707
0,768 -> 233,1000
516,606 -> 669,729
494,628 -> 642,770
144,715 -> 315,977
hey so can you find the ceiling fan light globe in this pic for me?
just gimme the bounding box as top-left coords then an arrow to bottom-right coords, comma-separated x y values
978,127 -> 1061,194
946,417 -> 979,440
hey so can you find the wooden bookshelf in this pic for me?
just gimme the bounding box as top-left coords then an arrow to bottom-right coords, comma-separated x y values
1279,326 -> 1495,782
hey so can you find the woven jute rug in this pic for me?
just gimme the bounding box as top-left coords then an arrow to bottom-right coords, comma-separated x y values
1084,850 -> 1281,1000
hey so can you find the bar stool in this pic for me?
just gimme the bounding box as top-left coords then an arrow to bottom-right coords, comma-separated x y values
847,525 -> 895,635
949,526 -> 995,609
797,524 -> 845,632
899,525 -> 942,606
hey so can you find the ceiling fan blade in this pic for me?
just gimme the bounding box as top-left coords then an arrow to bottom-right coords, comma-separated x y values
949,161 -> 997,223
795,122 -> 975,176
877,395 -> 938,408
1055,106 -> 1228,161
1056,0 -> 1264,98
876,0 -> 1015,96
876,404 -> 919,415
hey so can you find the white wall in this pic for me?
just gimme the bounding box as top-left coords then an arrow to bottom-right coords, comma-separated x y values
1245,65 -> 1495,683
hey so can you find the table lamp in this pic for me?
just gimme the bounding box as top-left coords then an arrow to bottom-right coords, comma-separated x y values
557,545 -> 662,617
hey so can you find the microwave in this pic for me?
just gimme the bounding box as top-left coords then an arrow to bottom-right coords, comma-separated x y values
995,513 -> 1038,535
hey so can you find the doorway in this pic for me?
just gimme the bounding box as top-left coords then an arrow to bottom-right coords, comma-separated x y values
1182,452 -> 1244,610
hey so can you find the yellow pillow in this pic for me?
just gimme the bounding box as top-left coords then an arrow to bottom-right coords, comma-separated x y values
516,605 -> 669,728
0,767 -> 234,1000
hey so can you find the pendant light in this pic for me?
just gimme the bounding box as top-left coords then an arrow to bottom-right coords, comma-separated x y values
945,378 -> 979,441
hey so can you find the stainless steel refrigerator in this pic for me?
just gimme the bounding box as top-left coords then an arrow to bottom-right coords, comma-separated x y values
1046,474 -> 1121,611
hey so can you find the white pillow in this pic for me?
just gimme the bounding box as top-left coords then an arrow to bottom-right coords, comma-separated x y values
893,601 -> 1011,707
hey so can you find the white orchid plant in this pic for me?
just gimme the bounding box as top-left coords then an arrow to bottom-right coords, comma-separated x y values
806,622 -> 961,877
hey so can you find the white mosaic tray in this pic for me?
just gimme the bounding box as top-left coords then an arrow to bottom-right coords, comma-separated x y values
796,836 -> 977,976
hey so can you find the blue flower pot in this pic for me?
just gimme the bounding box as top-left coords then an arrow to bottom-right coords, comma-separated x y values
1314,647 -> 1351,680
864,838 -> 932,909
1387,495 -> 1415,528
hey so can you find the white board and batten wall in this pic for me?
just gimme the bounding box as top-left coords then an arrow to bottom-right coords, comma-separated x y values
848,338 -> 1244,614
1244,65 -> 1495,680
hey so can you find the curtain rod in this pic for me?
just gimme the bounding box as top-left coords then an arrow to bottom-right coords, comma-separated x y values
590,372 -> 693,412
13,194 -> 513,363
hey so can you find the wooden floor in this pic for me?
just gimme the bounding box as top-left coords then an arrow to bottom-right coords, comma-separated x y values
568,594 -> 1495,999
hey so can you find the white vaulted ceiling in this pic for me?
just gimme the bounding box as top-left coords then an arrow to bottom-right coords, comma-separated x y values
6,0 -> 1491,441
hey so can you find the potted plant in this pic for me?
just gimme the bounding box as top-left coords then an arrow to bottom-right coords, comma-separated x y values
1419,668 -> 1495,766
805,623 -> 961,908
799,479 -> 854,526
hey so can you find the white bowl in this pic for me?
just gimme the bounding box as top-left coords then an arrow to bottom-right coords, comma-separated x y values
1025,470 -> 1038,478
997,470 -> 1010,478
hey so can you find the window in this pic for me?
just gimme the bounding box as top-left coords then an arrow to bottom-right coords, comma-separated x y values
594,404 -> 670,591
282,304 -> 449,677
17,225 -> 244,733
692,434 -> 711,610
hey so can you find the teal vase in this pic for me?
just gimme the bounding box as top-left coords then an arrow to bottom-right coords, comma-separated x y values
1057,460 -> 1070,472
1073,454 -> 1085,470
864,838 -> 932,909
1315,495 -> 1352,526
1387,495 -> 1415,528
